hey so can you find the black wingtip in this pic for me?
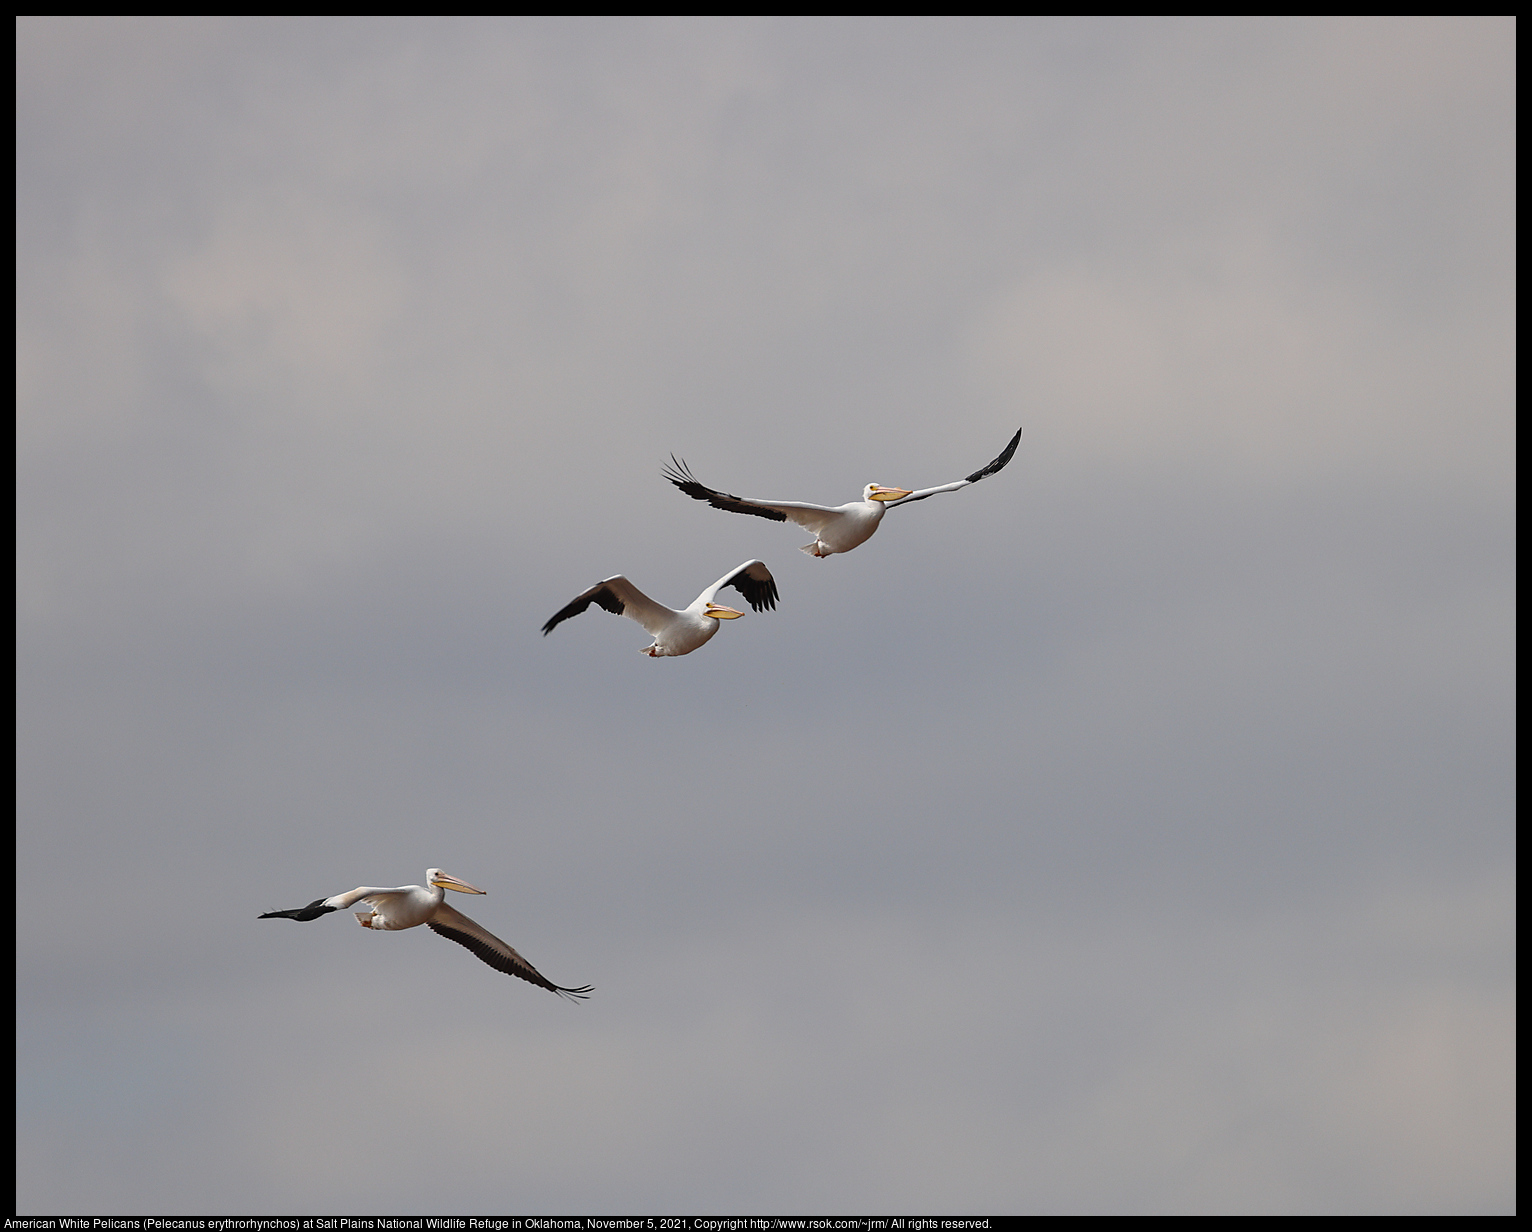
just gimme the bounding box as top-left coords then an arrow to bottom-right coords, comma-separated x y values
662,459 -> 788,522
662,456 -> 711,502
662,455 -> 698,491
542,585 -> 621,637
965,426 -> 1023,484
727,562 -> 780,613
258,898 -> 336,922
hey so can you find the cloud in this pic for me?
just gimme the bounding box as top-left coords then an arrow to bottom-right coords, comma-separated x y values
17,17 -> 1513,1215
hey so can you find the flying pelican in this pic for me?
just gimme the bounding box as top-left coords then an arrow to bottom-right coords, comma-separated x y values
259,868 -> 592,1000
541,559 -> 778,656
662,426 -> 1022,558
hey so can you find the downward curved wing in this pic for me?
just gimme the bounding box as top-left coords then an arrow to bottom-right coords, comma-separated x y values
429,902 -> 593,1000
542,575 -> 676,637
884,427 -> 1023,508
700,559 -> 780,613
663,458 -> 846,535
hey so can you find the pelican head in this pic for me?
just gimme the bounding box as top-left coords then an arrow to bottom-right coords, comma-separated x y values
703,602 -> 743,620
865,484 -> 912,502
428,869 -> 487,895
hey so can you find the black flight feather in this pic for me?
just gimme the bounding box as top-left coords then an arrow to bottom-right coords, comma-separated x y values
541,583 -> 625,636
258,898 -> 337,922
723,562 -> 779,613
662,456 -> 788,522
964,426 -> 1023,483
428,920 -> 593,1001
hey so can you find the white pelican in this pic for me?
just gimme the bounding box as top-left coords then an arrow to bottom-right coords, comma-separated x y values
259,868 -> 592,1000
541,558 -> 778,656
663,426 -> 1022,558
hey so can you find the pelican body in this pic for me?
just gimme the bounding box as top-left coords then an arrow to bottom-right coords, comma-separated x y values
259,868 -> 591,1000
541,559 -> 778,656
663,426 -> 1022,557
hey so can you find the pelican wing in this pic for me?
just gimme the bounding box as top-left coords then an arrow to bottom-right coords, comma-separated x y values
258,885 -> 413,920
542,575 -> 676,638
429,902 -> 592,1000
663,458 -> 846,535
883,427 -> 1023,508
700,559 -> 779,613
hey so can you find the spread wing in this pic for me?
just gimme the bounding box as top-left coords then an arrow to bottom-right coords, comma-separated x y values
884,427 -> 1023,507
542,575 -> 677,637
429,902 -> 592,1000
663,457 -> 845,535
258,884 -> 414,920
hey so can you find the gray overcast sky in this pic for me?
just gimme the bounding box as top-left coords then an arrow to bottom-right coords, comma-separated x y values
17,16 -> 1514,1215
